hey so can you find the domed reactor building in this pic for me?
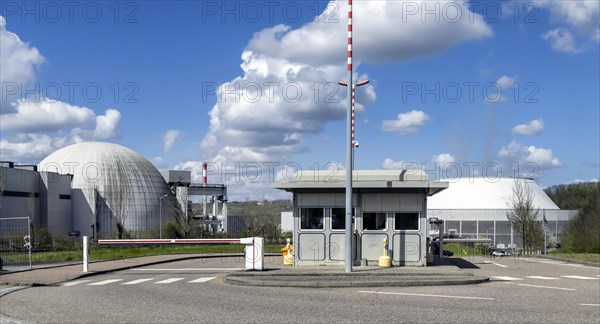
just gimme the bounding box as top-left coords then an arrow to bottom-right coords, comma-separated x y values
0,142 -> 229,239
38,142 -> 174,238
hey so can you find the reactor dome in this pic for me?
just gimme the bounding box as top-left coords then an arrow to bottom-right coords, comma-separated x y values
38,142 -> 172,237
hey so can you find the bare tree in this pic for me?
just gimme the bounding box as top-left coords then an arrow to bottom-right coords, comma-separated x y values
506,179 -> 544,254
87,186 -> 100,241
105,163 -> 132,239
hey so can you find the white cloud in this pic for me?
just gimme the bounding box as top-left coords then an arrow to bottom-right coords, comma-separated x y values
498,141 -> 561,172
0,108 -> 121,161
0,19 -> 122,162
381,158 -> 423,170
93,109 -> 122,139
0,133 -> 70,161
537,1 -> 600,37
432,153 -> 456,166
201,1 -> 492,165
496,75 -> 517,89
535,1 -> 599,52
381,110 -> 430,134
542,28 -> 581,53
246,1 -> 492,66
0,98 -> 95,132
163,130 -> 180,153
0,16 -> 45,113
512,119 -> 544,136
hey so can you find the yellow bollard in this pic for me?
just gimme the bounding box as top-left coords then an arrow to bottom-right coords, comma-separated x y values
282,238 -> 294,265
378,238 -> 391,267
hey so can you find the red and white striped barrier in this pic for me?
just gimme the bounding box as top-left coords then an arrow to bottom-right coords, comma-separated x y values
93,237 -> 264,271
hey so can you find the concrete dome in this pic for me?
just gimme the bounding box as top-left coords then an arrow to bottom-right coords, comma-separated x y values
428,178 -> 559,210
38,142 -> 171,236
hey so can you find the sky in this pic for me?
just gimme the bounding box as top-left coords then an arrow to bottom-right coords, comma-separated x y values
1,0 -> 598,201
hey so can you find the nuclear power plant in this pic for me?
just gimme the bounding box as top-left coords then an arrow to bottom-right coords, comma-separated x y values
0,142 -> 228,239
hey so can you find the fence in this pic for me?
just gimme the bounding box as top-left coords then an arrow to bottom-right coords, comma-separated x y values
0,217 -> 32,269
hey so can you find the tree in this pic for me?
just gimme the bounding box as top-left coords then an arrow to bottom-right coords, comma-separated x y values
87,186 -> 101,241
506,179 -> 543,254
105,162 -> 132,239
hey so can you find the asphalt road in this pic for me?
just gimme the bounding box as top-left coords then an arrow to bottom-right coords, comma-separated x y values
1,256 -> 598,323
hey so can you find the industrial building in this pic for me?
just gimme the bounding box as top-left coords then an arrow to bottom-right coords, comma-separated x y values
427,177 -> 577,249
272,170 -> 448,266
0,142 -> 228,239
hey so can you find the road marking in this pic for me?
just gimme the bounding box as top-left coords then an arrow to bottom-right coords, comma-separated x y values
89,279 -> 123,286
122,278 -> 154,285
61,280 -> 92,287
492,276 -> 523,281
483,260 -> 508,268
155,278 -> 185,284
189,277 -> 216,283
561,275 -> 599,280
130,268 -> 243,271
580,304 -> 600,307
505,282 -> 576,291
526,276 -> 559,280
357,291 -> 494,301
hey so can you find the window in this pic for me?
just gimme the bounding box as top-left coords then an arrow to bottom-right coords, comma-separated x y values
363,212 -> 386,230
331,208 -> 345,230
395,212 -> 419,230
331,208 -> 356,230
300,208 -> 324,230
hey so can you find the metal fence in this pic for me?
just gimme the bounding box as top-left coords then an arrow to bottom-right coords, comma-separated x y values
0,217 -> 32,269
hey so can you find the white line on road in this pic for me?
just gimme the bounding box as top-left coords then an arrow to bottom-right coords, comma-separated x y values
155,278 -> 185,284
561,275 -> 599,280
492,276 -> 523,281
357,291 -> 494,301
505,282 -> 576,291
189,277 -> 216,283
484,260 -> 508,268
580,304 -> 600,307
61,280 -> 92,287
89,279 -> 123,286
130,268 -> 243,271
122,278 -> 154,285
526,276 -> 559,280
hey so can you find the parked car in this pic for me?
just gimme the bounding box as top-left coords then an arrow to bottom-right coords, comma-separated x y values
491,250 -> 509,257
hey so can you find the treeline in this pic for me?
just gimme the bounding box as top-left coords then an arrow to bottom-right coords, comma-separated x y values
545,182 -> 599,253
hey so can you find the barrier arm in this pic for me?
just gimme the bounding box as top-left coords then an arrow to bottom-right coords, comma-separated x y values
93,238 -> 264,272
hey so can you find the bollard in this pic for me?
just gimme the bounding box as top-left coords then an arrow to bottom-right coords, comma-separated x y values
83,236 -> 88,273
282,238 -> 294,266
378,238 -> 391,267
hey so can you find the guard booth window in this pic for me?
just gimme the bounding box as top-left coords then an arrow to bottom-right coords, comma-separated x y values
363,212 -> 387,230
331,208 -> 356,230
395,212 -> 419,230
300,208 -> 324,230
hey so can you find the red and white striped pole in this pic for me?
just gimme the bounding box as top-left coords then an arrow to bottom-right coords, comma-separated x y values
345,0 -> 354,273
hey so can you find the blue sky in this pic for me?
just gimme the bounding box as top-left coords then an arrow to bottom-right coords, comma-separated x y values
1,1 -> 598,200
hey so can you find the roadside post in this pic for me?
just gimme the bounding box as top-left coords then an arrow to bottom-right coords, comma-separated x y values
83,236 -> 88,272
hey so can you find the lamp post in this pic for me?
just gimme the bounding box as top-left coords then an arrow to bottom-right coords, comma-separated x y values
338,79 -> 369,170
344,0 -> 354,273
159,194 -> 168,239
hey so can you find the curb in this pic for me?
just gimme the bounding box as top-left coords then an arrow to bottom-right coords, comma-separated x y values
224,275 -> 489,288
541,255 -> 600,267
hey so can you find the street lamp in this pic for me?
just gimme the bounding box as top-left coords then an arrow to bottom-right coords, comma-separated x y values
159,194 -> 168,239
338,79 -> 369,170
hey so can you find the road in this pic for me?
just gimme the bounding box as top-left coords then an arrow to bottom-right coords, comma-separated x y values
1,256 -> 598,323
